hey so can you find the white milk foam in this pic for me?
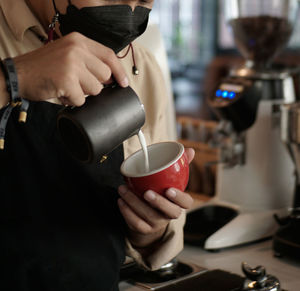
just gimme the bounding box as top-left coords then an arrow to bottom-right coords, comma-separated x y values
138,130 -> 150,173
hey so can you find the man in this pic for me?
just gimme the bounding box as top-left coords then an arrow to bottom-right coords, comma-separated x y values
0,0 -> 195,290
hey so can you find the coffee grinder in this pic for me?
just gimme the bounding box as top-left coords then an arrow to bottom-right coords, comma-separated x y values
184,0 -> 300,250
273,103 -> 300,259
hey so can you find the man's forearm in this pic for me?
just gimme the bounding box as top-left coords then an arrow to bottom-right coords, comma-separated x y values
0,69 -> 9,108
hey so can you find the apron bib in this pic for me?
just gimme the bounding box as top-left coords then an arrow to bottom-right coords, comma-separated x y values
0,101 -> 126,291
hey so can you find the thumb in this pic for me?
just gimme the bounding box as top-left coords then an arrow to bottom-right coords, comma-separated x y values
185,148 -> 195,164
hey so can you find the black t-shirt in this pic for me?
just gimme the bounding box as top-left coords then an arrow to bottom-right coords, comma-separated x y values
0,101 -> 126,291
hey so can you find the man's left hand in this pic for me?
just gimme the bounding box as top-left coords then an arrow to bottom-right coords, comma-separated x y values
117,148 -> 195,249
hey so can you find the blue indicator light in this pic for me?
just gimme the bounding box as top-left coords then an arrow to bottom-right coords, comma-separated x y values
229,92 -> 236,99
216,89 -> 222,97
222,91 -> 229,98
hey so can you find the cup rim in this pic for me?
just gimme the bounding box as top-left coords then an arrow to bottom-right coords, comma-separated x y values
120,141 -> 185,178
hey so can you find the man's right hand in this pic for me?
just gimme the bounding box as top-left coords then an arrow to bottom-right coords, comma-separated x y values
7,32 -> 128,107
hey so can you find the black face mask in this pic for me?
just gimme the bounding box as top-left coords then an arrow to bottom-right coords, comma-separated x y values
53,0 -> 151,53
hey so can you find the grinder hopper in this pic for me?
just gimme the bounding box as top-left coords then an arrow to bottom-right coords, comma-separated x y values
225,0 -> 299,69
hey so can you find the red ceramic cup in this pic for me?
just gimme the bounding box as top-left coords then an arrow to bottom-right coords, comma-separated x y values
120,141 -> 189,196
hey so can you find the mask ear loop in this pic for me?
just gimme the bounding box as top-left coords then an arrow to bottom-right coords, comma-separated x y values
118,44 -> 139,75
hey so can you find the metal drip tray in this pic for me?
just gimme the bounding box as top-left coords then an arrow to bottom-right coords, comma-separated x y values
120,260 -> 207,290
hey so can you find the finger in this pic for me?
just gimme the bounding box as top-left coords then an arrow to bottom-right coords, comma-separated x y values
65,80 -> 86,107
118,198 -> 153,234
79,70 -> 104,96
165,188 -> 194,209
118,185 -> 166,227
84,37 -> 129,87
84,54 -> 112,84
185,147 -> 195,164
143,190 -> 182,220
102,76 -> 114,85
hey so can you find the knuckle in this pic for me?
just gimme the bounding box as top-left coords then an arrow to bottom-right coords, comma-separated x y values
55,87 -> 66,99
61,49 -> 80,68
90,82 -> 103,96
73,97 -> 85,107
53,76 -> 85,107
170,207 -> 182,219
182,194 -> 194,209
62,41 -> 85,62
187,196 -> 194,208
102,66 -> 112,82
145,212 -> 157,224
133,220 -> 143,233
136,221 -> 151,235
62,74 -> 77,86
104,49 -> 119,67
141,227 -> 152,235
65,31 -> 84,44
105,47 -> 115,59
121,189 -> 131,201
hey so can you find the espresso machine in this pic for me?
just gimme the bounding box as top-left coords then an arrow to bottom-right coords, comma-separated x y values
184,0 -> 300,250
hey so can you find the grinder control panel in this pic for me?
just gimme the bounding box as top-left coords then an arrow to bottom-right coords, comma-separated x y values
212,82 -> 250,106
216,84 -> 244,99
209,78 -> 261,132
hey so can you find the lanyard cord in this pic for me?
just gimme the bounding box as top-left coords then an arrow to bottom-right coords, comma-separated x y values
0,106 -> 13,150
0,58 -> 29,150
